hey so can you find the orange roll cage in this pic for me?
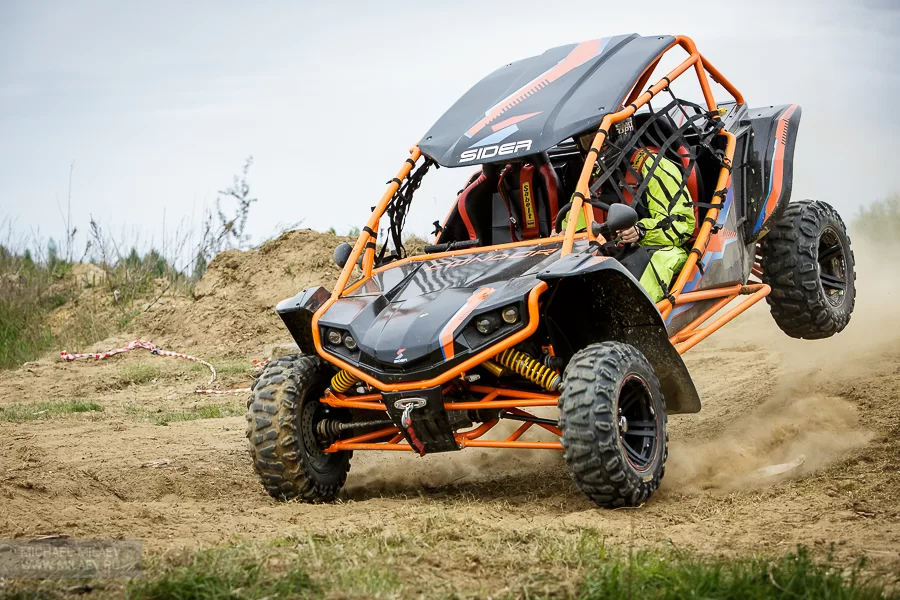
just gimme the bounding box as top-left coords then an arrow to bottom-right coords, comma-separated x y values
312,35 -> 766,453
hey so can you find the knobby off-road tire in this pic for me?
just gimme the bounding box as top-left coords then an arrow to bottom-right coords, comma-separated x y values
246,354 -> 351,502
760,200 -> 856,339
558,342 -> 667,508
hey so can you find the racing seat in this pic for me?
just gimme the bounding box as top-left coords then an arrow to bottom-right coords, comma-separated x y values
435,165 -> 500,246
436,154 -> 562,247
490,155 -> 561,244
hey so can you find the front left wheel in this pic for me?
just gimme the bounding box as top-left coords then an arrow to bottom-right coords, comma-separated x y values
246,354 -> 351,502
759,199 -> 856,339
558,342 -> 667,508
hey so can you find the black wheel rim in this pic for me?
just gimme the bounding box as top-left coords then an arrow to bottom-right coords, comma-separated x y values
818,226 -> 848,307
299,386 -> 346,474
617,374 -> 658,472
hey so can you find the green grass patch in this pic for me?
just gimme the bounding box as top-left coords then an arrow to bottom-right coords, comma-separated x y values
155,405 -> 243,426
3,529 -> 896,599
0,299 -> 54,370
128,546 -> 319,600
118,362 -> 162,385
114,531 -> 900,600
580,541 -> 891,600
0,399 -> 104,423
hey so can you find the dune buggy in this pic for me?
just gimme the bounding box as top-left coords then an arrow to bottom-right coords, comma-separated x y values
247,33 -> 856,507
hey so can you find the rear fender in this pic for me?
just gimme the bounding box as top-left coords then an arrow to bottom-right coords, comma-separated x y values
538,254 -> 701,414
745,104 -> 802,242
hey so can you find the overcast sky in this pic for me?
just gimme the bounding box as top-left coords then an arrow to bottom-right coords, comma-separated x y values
1,0 -> 898,260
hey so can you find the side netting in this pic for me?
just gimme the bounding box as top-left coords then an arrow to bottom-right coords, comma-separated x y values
582,92 -> 733,295
588,93 -> 728,237
375,157 -> 434,266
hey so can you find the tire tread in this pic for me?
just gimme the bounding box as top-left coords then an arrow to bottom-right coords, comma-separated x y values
245,354 -> 350,502
760,200 -> 856,339
559,342 -> 667,508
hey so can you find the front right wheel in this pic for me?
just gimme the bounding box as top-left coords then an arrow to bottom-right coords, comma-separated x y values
558,342 -> 667,508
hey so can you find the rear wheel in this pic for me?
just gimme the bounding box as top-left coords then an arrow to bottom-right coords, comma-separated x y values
558,342 -> 667,508
760,200 -> 856,339
246,354 -> 351,502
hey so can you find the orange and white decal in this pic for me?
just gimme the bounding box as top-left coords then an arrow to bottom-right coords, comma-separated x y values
464,39 -> 607,139
439,287 -> 496,360
755,104 -> 798,232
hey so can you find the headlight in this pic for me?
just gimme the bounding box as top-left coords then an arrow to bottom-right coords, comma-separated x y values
343,334 -> 358,351
501,306 -> 519,324
326,329 -> 343,345
475,317 -> 495,335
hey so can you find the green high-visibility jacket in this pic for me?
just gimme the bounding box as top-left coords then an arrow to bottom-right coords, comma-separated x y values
564,150 -> 695,246
630,149 -> 695,247
562,150 -> 696,302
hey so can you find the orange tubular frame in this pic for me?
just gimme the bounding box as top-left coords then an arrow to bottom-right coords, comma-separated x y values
309,35 -> 760,453
323,386 -> 563,453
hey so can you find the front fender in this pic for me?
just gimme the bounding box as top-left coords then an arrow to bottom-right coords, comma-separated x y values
276,286 -> 331,355
539,254 -> 701,414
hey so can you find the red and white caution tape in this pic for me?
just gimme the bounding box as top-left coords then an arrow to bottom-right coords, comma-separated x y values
60,340 -> 266,395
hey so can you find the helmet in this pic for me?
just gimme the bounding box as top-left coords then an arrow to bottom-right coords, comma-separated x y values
577,117 -> 635,163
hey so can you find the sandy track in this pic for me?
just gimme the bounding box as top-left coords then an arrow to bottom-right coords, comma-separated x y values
1,237 -> 897,572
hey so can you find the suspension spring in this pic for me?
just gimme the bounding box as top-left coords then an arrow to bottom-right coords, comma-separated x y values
330,369 -> 357,393
496,348 -> 561,391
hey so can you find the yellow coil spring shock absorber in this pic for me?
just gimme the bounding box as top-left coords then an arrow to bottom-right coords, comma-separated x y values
330,369 -> 357,393
496,348 -> 561,391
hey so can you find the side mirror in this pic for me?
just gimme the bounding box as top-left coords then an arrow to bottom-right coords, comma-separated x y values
333,243 -> 353,268
605,203 -> 639,233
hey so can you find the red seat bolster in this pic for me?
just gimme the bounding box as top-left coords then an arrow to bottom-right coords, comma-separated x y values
538,163 -> 560,225
457,171 -> 487,241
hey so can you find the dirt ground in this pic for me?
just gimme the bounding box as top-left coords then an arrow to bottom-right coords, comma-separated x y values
1,231 -> 898,577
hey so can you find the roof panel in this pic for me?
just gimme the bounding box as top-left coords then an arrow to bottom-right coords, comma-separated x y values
418,34 -> 676,167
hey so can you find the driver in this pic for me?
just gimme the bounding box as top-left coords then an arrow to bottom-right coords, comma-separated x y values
563,118 -> 696,302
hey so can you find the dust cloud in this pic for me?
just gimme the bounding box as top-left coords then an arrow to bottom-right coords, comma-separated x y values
666,390 -> 873,492
665,238 -> 897,493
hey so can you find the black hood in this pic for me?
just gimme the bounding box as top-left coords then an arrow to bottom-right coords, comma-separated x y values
317,242 -> 563,383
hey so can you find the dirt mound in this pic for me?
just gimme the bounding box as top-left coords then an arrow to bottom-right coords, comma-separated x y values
134,229 -> 353,356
